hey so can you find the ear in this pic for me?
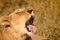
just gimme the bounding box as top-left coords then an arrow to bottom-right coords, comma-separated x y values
0,16 -> 11,28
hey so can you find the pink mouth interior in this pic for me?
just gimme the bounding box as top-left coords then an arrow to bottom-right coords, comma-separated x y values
27,25 -> 37,34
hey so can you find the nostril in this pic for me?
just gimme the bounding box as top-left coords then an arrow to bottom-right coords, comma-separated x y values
27,9 -> 33,14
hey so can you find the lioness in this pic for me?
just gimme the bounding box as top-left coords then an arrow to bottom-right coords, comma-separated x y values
0,8 -> 36,40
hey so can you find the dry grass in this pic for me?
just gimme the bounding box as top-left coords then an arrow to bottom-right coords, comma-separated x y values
0,0 -> 60,40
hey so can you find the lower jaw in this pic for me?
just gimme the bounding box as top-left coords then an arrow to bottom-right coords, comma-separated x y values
26,31 -> 33,36
22,34 -> 32,40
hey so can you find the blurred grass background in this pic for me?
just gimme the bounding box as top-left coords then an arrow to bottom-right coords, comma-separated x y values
0,0 -> 60,40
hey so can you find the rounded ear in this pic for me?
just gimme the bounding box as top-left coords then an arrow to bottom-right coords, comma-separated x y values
0,16 -> 11,28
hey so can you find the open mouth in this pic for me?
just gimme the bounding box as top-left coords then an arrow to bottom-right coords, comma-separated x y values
25,16 -> 36,33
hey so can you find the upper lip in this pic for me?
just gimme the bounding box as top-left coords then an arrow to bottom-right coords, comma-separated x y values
25,16 -> 34,32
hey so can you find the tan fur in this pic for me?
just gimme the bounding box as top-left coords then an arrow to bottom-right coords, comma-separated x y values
0,8 -> 34,40
0,8 -> 45,40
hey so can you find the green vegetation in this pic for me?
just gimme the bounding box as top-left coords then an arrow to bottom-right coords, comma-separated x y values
0,0 -> 60,40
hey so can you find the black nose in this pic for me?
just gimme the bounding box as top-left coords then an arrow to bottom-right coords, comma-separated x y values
27,9 -> 33,14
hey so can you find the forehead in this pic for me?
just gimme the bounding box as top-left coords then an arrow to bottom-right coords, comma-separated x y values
16,8 -> 33,13
9,8 -> 33,16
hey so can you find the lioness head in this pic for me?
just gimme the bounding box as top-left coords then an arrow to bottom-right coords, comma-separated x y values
9,8 -> 36,36
0,8 -> 36,40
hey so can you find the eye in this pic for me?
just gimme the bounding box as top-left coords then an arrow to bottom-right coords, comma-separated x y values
27,9 -> 33,14
3,20 -> 8,22
5,25 -> 10,28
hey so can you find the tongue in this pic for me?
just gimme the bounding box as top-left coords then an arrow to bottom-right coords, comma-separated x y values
27,25 -> 37,34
